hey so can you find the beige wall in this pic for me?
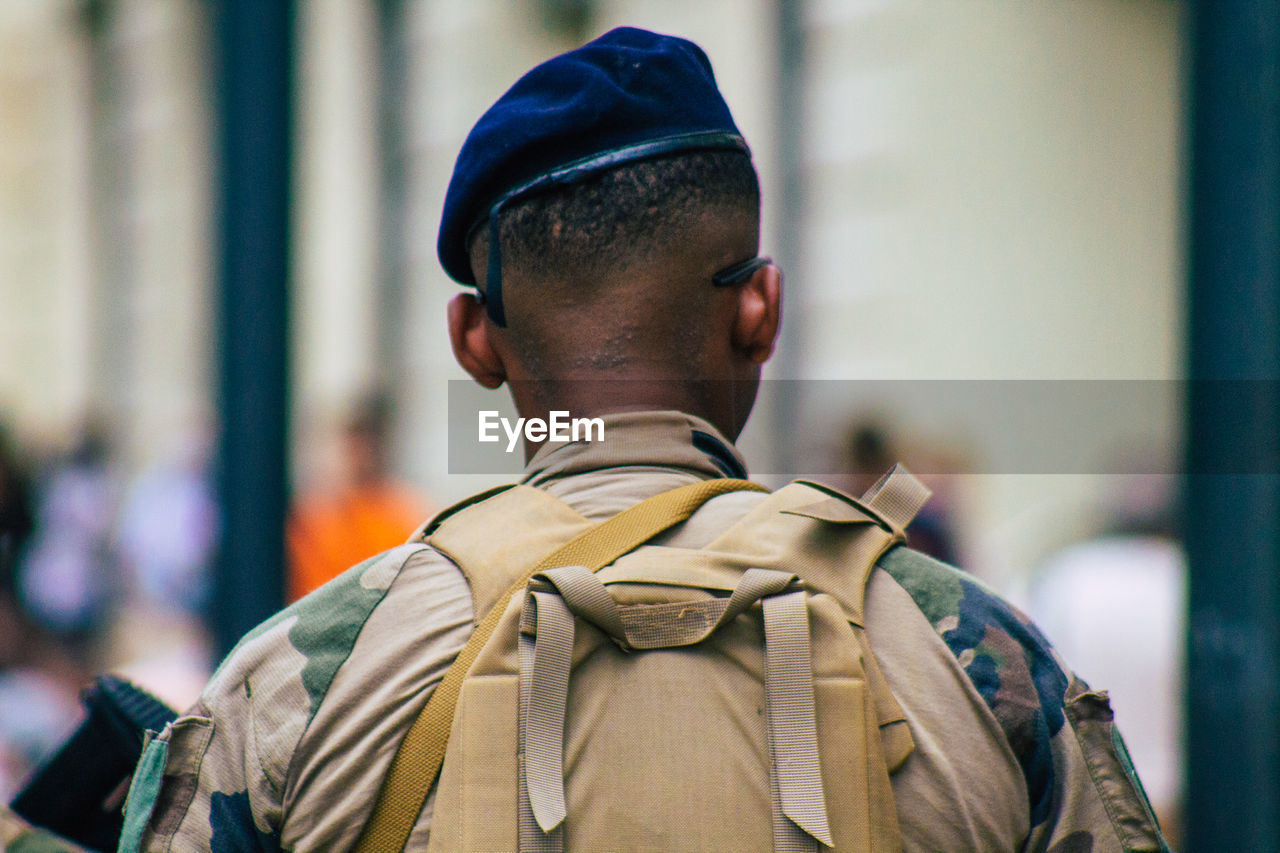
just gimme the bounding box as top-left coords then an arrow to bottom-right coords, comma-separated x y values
0,0 -> 211,463
0,0 -> 92,446
0,0 -> 1183,576
294,0 -> 381,426
790,0 -> 1183,579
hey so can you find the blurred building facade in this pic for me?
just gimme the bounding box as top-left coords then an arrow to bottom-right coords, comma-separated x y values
0,0 -> 1186,818
0,0 -> 1182,573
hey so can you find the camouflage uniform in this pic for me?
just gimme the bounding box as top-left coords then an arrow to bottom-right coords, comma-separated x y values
117,411 -> 1169,852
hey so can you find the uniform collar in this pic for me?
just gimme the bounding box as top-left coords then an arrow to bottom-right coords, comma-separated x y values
521,410 -> 749,487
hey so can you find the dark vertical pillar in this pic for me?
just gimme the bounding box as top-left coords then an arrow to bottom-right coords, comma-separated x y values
772,0 -> 806,476
83,0 -> 135,436
1184,2 -> 1280,849
374,0 -> 408,396
212,0 -> 293,657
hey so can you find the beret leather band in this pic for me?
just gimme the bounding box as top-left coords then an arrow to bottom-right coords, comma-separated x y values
474,130 -> 751,327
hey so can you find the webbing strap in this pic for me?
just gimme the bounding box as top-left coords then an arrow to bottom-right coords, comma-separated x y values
861,463 -> 931,534
535,564 -> 795,650
518,631 -> 561,853
355,477 -> 767,852
769,752 -> 817,853
764,591 -> 833,848
529,566 -> 626,641
523,592 -> 574,835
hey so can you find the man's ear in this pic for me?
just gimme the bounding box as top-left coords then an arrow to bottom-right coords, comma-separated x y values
447,292 -> 507,389
731,263 -> 782,365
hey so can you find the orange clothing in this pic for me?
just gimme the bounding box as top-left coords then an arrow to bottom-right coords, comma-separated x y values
287,482 -> 430,601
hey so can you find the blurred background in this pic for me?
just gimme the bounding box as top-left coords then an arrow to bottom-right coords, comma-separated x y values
0,0 -> 1275,848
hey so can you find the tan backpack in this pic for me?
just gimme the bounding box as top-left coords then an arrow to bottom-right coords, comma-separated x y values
358,469 -> 929,852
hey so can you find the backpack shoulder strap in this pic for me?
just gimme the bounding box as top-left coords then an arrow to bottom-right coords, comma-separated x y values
356,477 -> 767,853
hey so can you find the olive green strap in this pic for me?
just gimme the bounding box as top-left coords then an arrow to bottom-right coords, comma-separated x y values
355,477 -> 767,852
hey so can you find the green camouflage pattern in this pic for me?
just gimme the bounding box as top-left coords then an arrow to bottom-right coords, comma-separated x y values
118,544 -> 427,852
880,546 -> 1171,852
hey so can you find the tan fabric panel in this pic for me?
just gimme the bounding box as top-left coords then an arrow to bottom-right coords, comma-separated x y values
814,678 -> 872,852
462,676 -> 520,852
860,684 -> 902,852
425,675 -> 520,853
427,597 -> 526,852
562,630 -> 776,851
467,593 -> 525,678
427,485 -> 593,620
806,593 -> 897,853
703,483 -> 898,627
600,484 -> 916,770
704,484 -> 915,770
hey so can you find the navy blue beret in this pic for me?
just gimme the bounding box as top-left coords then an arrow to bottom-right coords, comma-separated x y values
438,27 -> 750,325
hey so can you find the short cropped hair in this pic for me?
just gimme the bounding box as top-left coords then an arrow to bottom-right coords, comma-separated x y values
490,149 -> 760,285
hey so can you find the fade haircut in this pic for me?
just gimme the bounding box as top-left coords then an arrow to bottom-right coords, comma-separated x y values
493,149 -> 759,287
471,150 -> 760,379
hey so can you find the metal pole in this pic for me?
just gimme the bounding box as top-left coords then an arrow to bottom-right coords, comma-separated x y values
1184,1 -> 1280,849
772,0 -> 806,477
82,0 -> 135,440
212,0 -> 294,657
374,0 -> 408,396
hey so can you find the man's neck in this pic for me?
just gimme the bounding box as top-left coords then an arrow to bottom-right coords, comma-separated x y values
519,409 -> 750,485
505,379 -> 748,463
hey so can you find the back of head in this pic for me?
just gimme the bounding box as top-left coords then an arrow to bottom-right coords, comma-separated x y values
440,27 -> 763,382
475,149 -> 760,378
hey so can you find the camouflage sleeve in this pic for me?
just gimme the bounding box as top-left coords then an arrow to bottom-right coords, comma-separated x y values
116,544 -> 428,853
1,804 -> 97,853
878,547 -> 1173,853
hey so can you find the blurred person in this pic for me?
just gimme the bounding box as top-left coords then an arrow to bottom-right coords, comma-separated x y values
0,421 -> 35,600
843,419 -> 961,565
1,424 -> 110,811
111,429 -> 218,711
117,431 -> 217,616
0,613 -> 84,804
287,391 -> 431,600
118,28 -> 1168,852
18,422 -> 120,652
